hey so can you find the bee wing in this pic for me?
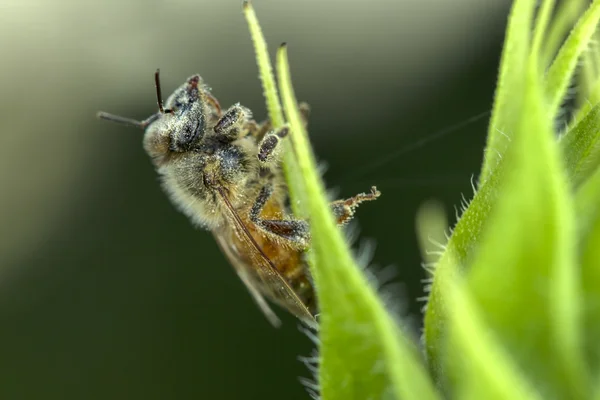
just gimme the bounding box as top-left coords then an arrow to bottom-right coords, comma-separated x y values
216,187 -> 317,327
214,232 -> 282,328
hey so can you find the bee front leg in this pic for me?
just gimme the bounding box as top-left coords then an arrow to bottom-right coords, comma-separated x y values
257,126 -> 290,164
213,103 -> 252,141
330,186 -> 381,226
249,183 -> 310,249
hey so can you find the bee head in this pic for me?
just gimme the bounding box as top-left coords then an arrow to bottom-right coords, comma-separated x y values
97,71 -> 210,166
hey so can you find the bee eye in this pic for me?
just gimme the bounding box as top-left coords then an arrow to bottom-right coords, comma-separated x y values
170,102 -> 206,151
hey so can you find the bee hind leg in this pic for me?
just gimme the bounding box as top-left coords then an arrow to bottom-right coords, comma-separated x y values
250,183 -> 310,249
330,186 -> 381,226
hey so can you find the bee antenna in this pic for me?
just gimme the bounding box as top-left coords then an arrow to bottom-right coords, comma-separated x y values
97,69 -> 168,129
154,69 -> 174,114
96,111 -> 159,129
155,68 -> 165,113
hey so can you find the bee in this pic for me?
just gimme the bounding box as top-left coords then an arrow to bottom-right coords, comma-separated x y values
97,70 -> 380,327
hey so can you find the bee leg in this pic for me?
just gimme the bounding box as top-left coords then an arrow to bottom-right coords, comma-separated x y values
249,101 -> 310,140
248,119 -> 271,140
213,103 -> 252,141
205,92 -> 222,117
244,120 -> 261,138
250,183 -> 310,249
330,186 -> 381,226
257,126 -> 290,164
298,102 -> 311,125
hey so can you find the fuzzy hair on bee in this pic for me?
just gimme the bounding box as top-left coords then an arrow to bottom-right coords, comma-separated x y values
98,70 -> 380,327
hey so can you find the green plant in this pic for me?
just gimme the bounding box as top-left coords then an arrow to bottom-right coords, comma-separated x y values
244,0 -> 600,398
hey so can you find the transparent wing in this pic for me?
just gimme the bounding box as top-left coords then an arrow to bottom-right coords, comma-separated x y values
214,232 -> 281,328
215,187 -> 317,327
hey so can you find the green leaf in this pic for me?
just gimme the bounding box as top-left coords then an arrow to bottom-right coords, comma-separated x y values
463,50 -> 586,398
242,1 -> 283,128
574,51 -> 597,123
277,44 -> 440,400
423,149 -> 502,379
425,4 -> 598,393
242,0 -> 306,210
545,0 -> 600,119
575,164 -> 600,238
576,166 -> 600,373
573,40 -> 600,125
480,0 -> 536,182
560,102 -> 600,187
541,0 -> 587,67
532,0 -> 556,56
441,271 -> 542,400
482,0 -> 600,180
244,2 -> 441,398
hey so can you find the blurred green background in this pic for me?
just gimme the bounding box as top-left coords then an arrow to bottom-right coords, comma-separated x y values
0,0 -> 511,398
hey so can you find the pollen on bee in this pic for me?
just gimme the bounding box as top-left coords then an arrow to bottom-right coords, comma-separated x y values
98,71 -> 380,327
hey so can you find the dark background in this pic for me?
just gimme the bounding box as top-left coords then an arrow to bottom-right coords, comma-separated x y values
0,0 -> 510,399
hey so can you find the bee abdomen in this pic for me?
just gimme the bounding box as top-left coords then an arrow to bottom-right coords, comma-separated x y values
285,266 -> 317,316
